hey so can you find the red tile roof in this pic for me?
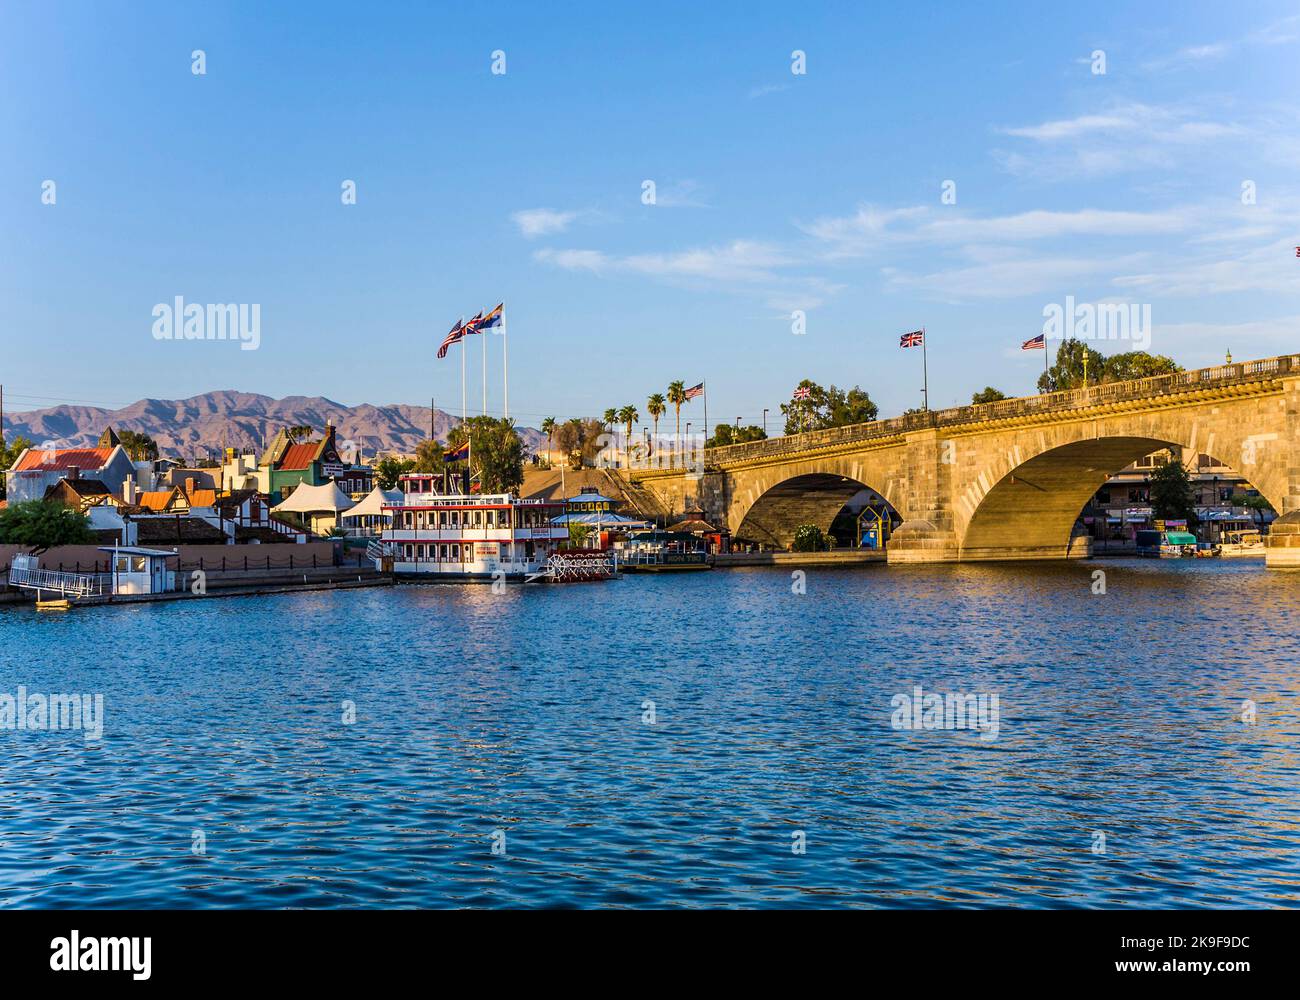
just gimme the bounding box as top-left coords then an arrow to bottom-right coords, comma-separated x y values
13,447 -> 113,472
278,442 -> 320,471
137,489 -> 180,511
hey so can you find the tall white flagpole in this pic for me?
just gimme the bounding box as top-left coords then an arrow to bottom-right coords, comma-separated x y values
482,320 -> 487,417
502,306 -> 509,421
460,316 -> 466,423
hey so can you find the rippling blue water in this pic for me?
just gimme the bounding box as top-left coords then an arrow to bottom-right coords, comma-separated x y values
1,559 -> 1298,908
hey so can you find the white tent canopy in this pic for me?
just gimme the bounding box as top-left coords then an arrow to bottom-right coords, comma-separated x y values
272,481 -> 356,515
340,486 -> 403,521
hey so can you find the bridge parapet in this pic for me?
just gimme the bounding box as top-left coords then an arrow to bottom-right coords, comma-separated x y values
704,354 -> 1300,469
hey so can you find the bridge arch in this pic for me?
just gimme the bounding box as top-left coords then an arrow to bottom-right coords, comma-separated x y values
956,429 -> 1284,561
731,472 -> 901,549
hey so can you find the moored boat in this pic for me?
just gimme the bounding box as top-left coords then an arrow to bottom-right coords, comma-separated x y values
371,474 -> 615,582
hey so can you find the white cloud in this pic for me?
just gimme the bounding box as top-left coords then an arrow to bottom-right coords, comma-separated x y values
511,208 -> 580,238
993,102 -> 1251,178
800,204 -> 1194,259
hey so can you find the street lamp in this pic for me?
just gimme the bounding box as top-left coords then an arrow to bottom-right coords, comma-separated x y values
762,408 -> 769,436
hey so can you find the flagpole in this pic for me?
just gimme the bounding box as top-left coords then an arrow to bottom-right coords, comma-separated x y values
502,306 -> 509,421
922,326 -> 929,411
460,316 -> 466,424
702,380 -> 708,445
482,320 -> 487,417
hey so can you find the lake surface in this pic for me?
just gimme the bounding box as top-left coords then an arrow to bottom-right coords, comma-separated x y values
2,559 -> 1298,908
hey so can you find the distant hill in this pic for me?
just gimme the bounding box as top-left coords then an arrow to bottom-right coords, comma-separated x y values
2,390 -> 545,460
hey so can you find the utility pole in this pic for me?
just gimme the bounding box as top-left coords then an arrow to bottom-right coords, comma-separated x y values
430,397 -> 435,442
762,408 -> 768,437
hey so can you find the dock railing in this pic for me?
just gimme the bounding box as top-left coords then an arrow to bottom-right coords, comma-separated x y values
7,565 -> 107,598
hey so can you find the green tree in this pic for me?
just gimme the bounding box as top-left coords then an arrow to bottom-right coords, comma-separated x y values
1038,339 -> 1095,392
1149,453 -> 1199,526
791,524 -> 828,552
779,382 -> 877,434
1038,341 -> 1183,393
706,424 -> 767,448
118,430 -> 160,461
540,417 -> 557,466
666,381 -> 689,466
411,439 -> 447,476
0,500 -> 95,552
446,416 -> 525,493
0,434 -> 34,499
602,408 -> 618,431
617,404 -> 639,464
646,393 -> 666,452
374,456 -> 415,489
1102,351 -> 1182,383
971,387 -> 1007,404
285,425 -> 314,442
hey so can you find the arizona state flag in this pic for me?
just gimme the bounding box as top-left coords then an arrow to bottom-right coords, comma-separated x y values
443,440 -> 470,463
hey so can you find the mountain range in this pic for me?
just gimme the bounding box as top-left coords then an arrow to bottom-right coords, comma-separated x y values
2,391 -> 546,460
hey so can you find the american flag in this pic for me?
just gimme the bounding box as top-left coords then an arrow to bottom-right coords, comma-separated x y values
683,382 -> 704,400
436,319 -> 465,359
1022,333 -> 1046,350
1295,246 -> 1300,257
900,329 -> 925,348
792,385 -> 812,400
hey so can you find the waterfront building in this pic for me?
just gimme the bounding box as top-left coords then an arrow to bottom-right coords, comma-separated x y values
42,477 -> 113,512
3,427 -> 140,505
1084,448 -> 1274,546
255,424 -> 372,502
377,473 -> 568,580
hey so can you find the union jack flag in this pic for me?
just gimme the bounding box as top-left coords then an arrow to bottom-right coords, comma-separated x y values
900,330 -> 925,348
683,382 -> 704,400
476,303 -> 504,330
792,385 -> 812,400
463,310 -> 486,333
436,319 -> 465,359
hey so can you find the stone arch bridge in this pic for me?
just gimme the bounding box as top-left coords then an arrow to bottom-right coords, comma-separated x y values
626,355 -> 1300,566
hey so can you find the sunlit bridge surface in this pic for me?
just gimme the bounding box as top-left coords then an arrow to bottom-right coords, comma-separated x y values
1,561 -> 1298,908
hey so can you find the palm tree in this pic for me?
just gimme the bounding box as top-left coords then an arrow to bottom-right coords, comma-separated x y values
540,416 -> 556,466
603,408 -> 617,431
617,404 -> 639,467
666,381 -> 687,468
646,393 -> 666,447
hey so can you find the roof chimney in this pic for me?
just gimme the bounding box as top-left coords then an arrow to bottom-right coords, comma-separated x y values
67,466 -> 80,481
123,474 -> 137,505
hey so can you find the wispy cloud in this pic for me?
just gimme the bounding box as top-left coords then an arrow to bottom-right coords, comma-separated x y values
993,102 -> 1251,178
747,82 -> 790,100
800,204 -> 1195,259
1143,14 -> 1300,71
534,241 -> 838,310
511,208 -> 581,238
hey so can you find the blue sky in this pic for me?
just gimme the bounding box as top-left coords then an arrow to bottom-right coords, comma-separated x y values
2,1 -> 1298,433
